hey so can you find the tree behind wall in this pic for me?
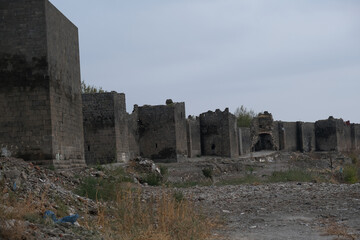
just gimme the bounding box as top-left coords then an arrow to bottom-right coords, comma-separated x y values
234,105 -> 256,128
81,80 -> 105,93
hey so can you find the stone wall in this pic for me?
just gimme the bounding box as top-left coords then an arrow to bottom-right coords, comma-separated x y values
351,124 -> 360,151
300,122 -> 316,152
0,0 -> 85,168
137,101 -> 188,162
82,92 -> 129,165
279,122 -> 298,152
187,117 -> 201,157
315,117 -> 352,152
238,127 -> 251,155
46,1 -> 85,168
200,108 -> 239,158
127,105 -> 140,160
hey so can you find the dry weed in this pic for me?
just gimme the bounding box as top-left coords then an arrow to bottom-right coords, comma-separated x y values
83,184 -> 216,240
320,217 -> 359,240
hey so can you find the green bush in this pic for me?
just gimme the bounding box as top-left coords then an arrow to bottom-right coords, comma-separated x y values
343,165 -> 358,184
144,173 -> 162,186
75,167 -> 132,201
173,190 -> 185,203
202,168 -> 213,179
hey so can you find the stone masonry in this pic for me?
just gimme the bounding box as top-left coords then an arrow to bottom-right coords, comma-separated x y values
82,92 -> 129,165
137,100 -> 188,162
0,0 -> 85,168
315,117 -> 352,152
187,116 -> 201,158
200,108 -> 239,158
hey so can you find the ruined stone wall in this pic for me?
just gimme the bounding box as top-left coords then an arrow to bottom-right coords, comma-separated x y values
138,102 -> 187,162
351,124 -> 360,151
0,0 -> 51,160
301,122 -> 316,152
113,93 -> 129,162
238,127 -> 251,155
127,106 -> 140,160
337,123 -> 352,152
46,1 -> 85,167
279,122 -> 298,152
0,0 -> 85,168
187,117 -> 201,157
200,109 -> 239,158
174,103 -> 188,160
228,113 -> 240,157
82,93 -> 117,165
315,117 -> 352,152
82,92 -> 129,165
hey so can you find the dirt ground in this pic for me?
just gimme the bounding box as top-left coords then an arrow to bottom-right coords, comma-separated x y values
152,151 -> 360,240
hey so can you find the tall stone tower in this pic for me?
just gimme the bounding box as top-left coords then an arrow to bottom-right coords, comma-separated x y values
0,0 -> 85,168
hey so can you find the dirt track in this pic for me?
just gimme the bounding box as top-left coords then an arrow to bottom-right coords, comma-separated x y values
181,182 -> 360,240
154,152 -> 360,239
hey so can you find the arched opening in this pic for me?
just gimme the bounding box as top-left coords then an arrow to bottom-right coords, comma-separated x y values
254,133 -> 274,151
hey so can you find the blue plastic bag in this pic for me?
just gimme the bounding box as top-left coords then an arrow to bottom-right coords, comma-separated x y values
44,210 -> 79,224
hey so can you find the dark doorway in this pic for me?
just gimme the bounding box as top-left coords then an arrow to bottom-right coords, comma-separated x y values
254,134 -> 274,151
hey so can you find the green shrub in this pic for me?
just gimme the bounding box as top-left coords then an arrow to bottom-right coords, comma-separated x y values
202,168 -> 213,179
144,173 -> 162,186
75,167 -> 132,201
173,190 -> 185,203
343,165 -> 358,184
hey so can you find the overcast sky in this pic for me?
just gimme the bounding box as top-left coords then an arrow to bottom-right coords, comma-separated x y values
50,0 -> 360,122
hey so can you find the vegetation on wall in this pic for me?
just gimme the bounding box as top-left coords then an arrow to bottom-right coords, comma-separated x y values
234,105 -> 257,128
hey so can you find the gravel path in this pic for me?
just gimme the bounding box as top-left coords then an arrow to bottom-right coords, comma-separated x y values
178,183 -> 360,239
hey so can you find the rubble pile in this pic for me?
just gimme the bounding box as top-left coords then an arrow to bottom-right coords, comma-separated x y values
0,157 -> 101,240
127,157 -> 163,184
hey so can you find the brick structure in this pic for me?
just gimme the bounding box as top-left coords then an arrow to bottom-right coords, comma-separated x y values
0,0 -> 85,168
200,108 -> 239,158
137,100 -> 188,162
82,92 -> 129,165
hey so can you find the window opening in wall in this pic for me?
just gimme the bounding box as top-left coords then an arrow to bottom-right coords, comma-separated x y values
155,143 -> 158,149
211,144 -> 216,150
88,145 -> 90,151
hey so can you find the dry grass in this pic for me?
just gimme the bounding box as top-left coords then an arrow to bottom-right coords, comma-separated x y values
81,183 -> 216,240
320,217 -> 359,240
0,186 -> 40,239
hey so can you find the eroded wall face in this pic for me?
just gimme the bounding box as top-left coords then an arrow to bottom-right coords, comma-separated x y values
82,94 -> 117,165
138,105 -> 177,162
315,119 -> 337,151
174,103 -> 188,159
46,1 -> 85,167
228,113 -> 239,157
127,106 -> 140,160
0,0 -> 53,160
187,118 -> 201,157
114,93 -> 129,162
351,124 -> 360,151
239,127 -> 251,155
200,109 -> 239,158
301,122 -> 316,152
337,122 -> 352,152
281,122 -> 298,152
